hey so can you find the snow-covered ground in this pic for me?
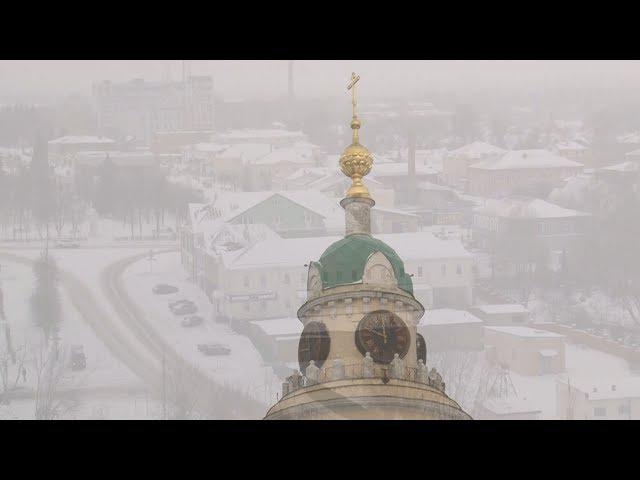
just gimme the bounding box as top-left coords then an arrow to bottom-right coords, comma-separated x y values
508,342 -> 638,419
120,251 -> 281,406
0,255 -> 156,419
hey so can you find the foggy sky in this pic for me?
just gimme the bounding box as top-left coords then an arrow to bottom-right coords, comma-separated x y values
2,60 -> 640,103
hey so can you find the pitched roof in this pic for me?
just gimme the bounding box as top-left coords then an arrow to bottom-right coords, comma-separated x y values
469,149 -> 583,170
473,197 -> 589,219
449,141 -> 506,158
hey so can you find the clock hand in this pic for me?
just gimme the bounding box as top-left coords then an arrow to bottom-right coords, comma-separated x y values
365,327 -> 385,339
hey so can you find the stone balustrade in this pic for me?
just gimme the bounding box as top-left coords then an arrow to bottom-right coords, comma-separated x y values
282,355 -> 446,399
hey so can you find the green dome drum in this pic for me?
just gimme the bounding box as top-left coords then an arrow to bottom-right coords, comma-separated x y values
312,234 -> 414,295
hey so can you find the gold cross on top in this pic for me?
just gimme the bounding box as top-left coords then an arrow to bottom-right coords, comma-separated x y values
347,72 -> 360,119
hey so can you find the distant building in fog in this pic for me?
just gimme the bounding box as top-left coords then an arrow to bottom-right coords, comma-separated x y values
556,377 -> 640,420
467,149 -> 583,197
417,308 -> 484,352
48,135 -> 117,157
442,141 -> 506,190
485,326 -> 566,376
93,76 -> 214,144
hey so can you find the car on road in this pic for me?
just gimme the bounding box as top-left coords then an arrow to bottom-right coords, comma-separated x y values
170,302 -> 198,316
71,345 -> 86,371
181,315 -> 204,327
169,299 -> 193,308
197,344 -> 231,356
56,239 -> 80,249
153,284 -> 179,295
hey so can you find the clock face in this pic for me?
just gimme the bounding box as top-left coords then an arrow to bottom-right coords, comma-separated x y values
416,333 -> 427,364
355,310 -> 410,364
298,321 -> 331,374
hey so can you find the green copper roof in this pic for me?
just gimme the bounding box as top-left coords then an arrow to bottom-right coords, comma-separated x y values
313,234 -> 414,295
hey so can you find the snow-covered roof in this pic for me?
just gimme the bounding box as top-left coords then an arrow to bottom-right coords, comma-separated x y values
538,349 -> 559,357
485,326 -> 565,339
191,142 -> 230,154
449,141 -> 506,159
625,148 -> 640,157
555,141 -> 588,151
217,129 -> 307,142
419,309 -> 483,326
417,181 -> 454,192
616,132 -> 640,145
284,167 -> 328,182
481,397 -> 541,415
249,317 -> 302,337
217,143 -> 273,164
473,197 -> 589,219
474,304 -> 529,315
557,377 -> 640,401
75,151 -> 155,167
252,145 -> 316,166
469,149 -> 583,170
49,135 -> 115,145
222,231 -> 472,270
373,162 -> 440,177
601,161 -> 639,173
219,190 -> 341,224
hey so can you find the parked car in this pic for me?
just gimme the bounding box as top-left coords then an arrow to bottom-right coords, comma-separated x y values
71,345 -> 86,371
152,284 -> 179,295
181,315 -> 204,327
56,238 -> 80,249
171,303 -> 198,315
169,299 -> 193,308
197,344 -> 231,356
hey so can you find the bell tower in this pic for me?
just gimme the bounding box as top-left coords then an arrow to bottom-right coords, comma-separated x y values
263,74 -> 471,420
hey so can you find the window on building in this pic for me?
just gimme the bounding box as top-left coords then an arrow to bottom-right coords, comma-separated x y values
418,266 -> 423,277
441,264 -> 446,276
260,275 -> 266,288
244,302 -> 250,312
243,276 -> 249,288
456,264 -> 462,275
618,404 -> 630,415
593,407 -> 606,417
284,273 -> 290,284
352,270 -> 357,281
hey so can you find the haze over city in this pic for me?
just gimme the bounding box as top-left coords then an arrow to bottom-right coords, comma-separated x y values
1,60 -> 640,420
3,60 -> 640,102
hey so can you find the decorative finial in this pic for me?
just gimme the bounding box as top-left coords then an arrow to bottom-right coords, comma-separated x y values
340,72 -> 373,199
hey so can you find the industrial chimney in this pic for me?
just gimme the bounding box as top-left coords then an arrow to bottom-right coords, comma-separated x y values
408,129 -> 417,205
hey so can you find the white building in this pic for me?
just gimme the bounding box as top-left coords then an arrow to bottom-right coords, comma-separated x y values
208,231 -> 474,323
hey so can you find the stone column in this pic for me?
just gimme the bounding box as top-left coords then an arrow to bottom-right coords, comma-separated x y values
341,197 -> 375,236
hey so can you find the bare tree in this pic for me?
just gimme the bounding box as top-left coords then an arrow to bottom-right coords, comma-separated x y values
0,343 -> 27,406
32,341 -> 70,420
428,349 -> 492,414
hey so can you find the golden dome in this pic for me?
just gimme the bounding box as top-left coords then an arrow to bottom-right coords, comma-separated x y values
339,99 -> 373,199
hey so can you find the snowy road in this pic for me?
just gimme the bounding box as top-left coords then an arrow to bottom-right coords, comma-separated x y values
101,251 -> 267,418
2,248 -> 265,418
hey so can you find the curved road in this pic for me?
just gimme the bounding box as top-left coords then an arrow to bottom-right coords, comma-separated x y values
1,250 -> 265,419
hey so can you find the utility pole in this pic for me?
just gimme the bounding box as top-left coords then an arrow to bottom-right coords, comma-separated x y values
162,352 -> 167,420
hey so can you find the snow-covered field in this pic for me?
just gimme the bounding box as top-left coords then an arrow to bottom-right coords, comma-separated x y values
120,251 -> 280,406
